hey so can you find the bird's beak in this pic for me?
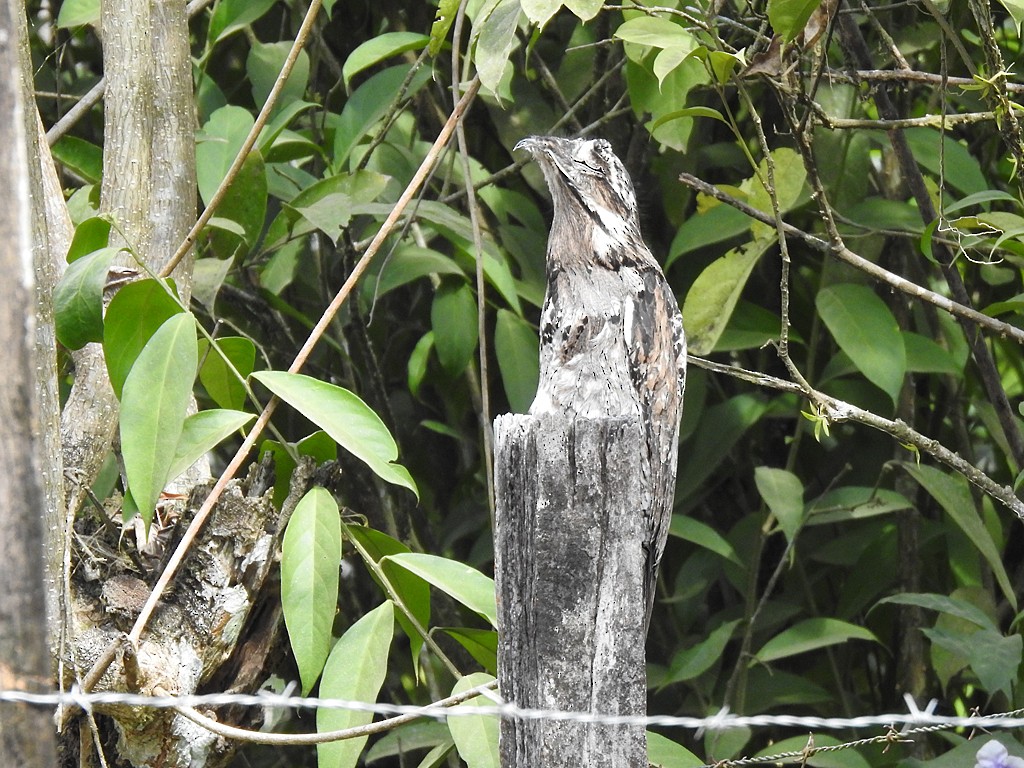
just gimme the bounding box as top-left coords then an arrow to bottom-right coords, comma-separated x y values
514,136 -> 542,154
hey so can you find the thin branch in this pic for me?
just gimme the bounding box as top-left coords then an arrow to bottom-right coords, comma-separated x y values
676,172 -> 1024,345
815,112 -> 996,130
451,0 -> 496,519
74,73 -> 483,699
689,356 -> 1024,519
822,67 -> 1024,93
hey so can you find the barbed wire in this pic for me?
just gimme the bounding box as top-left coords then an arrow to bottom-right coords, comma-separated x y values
2,685 -> 1024,734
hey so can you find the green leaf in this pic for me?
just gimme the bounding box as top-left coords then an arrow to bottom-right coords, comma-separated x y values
120,314 -> 198,526
252,371 -> 418,498
51,136 -> 103,184
208,0 -> 278,44
653,42 -> 699,87
494,309 -> 539,414
905,128 -> 988,197
429,0 -> 460,55
432,281 -> 479,376
669,515 -> 743,567
472,0 -> 523,97
247,40 -> 310,112
754,467 -> 806,544
521,0 -> 561,25
343,32 -> 430,89
651,106 -> 727,133
754,618 -> 879,664
922,626 -> 1022,696
268,170 -> 389,248
875,592 -> 997,631
754,734 -> 872,768
944,189 -> 1020,215
440,628 -> 498,674
816,284 -> 905,403
168,409 -> 254,482
668,202 -> 751,267
317,601 -> 395,768
683,238 -> 772,355
677,395 -> 767,498
663,620 -> 741,685
66,216 -> 112,262
196,106 -> 268,254
333,64 -> 432,168
448,673 -> 499,768
805,487 -> 912,525
56,0 -> 100,27
647,732 -> 704,768
741,148 -> 807,234
345,525 -> 430,677
767,0 -> 823,41
564,0 -> 603,21
367,245 -> 465,299
53,247 -> 121,350
197,108 -> 254,205
103,279 -> 184,398
365,722 -> 453,765
198,336 -> 257,411
383,552 -> 497,626
408,332 -> 434,398
903,331 -> 963,376
614,15 -> 696,48
997,0 -> 1024,28
282,487 -> 341,695
257,100 -> 319,154
902,463 -> 1016,609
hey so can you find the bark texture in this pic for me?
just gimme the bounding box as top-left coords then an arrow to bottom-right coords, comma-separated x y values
63,458 -> 308,768
13,0 -> 72,641
493,414 -> 648,768
0,1 -> 58,759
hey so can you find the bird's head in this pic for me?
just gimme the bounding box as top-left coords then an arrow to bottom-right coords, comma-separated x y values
515,136 -> 642,254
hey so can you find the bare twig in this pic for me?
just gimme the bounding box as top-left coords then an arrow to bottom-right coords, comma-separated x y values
451,0 -> 496,518
815,112 -> 996,130
822,67 -> 1024,93
689,356 -> 1024,519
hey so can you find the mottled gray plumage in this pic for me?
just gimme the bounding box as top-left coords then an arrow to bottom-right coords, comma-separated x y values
515,135 -> 686,629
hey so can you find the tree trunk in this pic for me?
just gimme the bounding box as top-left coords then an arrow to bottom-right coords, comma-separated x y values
0,0 -> 58,759
493,414 -> 648,768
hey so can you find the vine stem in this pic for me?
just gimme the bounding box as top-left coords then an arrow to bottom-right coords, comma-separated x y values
73,73 -> 483,700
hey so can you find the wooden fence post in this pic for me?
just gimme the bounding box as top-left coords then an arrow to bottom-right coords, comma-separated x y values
493,413 -> 648,768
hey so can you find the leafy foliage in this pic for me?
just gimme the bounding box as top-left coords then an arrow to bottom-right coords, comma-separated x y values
37,0 -> 1024,763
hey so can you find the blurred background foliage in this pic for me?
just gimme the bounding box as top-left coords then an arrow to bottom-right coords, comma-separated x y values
30,0 -> 1024,763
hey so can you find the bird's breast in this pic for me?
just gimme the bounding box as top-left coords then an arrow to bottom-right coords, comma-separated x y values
530,269 -> 641,419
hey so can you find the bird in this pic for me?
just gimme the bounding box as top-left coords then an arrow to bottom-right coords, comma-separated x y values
515,135 -> 686,630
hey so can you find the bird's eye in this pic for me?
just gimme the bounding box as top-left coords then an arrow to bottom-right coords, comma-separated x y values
575,157 -> 603,174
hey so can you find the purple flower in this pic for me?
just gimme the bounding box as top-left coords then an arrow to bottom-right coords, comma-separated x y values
975,740 -> 1024,768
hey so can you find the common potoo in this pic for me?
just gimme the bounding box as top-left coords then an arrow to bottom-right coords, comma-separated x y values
515,135 -> 686,630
